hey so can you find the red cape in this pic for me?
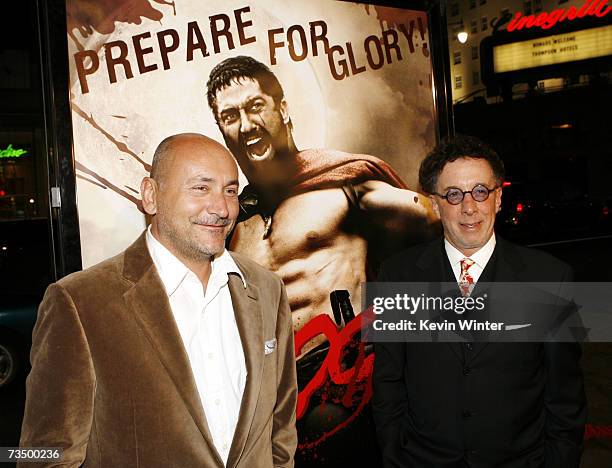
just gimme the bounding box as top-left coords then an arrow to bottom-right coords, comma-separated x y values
289,149 -> 408,193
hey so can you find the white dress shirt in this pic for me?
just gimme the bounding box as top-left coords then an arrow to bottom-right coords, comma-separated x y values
445,233 -> 496,285
146,227 -> 247,465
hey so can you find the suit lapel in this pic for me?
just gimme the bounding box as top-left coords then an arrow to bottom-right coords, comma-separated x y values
417,241 -> 464,364
122,234 -> 223,466
470,238 -> 524,360
226,272 -> 263,468
468,250 -> 497,359
490,237 -> 523,282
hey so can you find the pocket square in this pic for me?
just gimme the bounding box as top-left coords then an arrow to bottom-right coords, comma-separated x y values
264,338 -> 277,355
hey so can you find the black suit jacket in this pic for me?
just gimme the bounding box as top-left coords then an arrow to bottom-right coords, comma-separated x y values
372,237 -> 586,468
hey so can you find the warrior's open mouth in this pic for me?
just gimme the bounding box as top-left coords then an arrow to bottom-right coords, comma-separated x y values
244,133 -> 272,160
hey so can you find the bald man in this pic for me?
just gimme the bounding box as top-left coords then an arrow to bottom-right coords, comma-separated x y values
20,134 -> 298,468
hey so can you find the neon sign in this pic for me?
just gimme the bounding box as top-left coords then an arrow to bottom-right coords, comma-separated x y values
0,144 -> 28,158
508,0 -> 612,32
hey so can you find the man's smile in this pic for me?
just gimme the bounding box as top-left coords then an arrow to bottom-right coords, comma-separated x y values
195,224 -> 225,231
459,220 -> 483,230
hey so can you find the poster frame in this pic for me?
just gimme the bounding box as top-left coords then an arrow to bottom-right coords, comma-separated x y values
37,0 -> 82,278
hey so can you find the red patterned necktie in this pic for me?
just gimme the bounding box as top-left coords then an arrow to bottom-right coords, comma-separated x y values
459,258 -> 475,297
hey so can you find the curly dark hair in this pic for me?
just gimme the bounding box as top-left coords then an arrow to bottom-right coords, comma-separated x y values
206,56 -> 285,119
418,134 -> 505,194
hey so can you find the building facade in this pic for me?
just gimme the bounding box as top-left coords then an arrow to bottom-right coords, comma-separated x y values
447,0 -> 607,103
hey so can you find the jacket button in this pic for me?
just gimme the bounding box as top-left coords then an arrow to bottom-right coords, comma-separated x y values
462,410 -> 473,418
463,367 -> 472,375
465,342 -> 473,351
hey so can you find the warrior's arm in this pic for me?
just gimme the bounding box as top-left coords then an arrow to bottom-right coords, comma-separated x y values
353,180 -> 440,241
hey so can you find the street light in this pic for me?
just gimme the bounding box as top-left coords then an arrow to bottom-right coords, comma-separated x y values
448,20 -> 468,43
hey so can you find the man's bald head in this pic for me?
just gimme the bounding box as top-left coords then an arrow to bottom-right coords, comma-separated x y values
141,132 -> 240,268
150,133 -> 237,187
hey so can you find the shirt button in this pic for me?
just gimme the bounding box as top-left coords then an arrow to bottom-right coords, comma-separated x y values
463,367 -> 472,375
465,342 -> 473,351
215,398 -> 221,405
208,353 -> 214,359
223,443 -> 228,450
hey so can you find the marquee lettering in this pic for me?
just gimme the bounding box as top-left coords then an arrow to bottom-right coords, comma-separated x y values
508,0 -> 611,32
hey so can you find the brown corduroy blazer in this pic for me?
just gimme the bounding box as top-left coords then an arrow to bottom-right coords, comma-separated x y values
19,233 -> 297,468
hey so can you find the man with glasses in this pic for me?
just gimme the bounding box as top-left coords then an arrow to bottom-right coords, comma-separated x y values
372,135 -> 586,467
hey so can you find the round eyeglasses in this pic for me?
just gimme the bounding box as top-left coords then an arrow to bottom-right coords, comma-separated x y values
434,184 -> 499,205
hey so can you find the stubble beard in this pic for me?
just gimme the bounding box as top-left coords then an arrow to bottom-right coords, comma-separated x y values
157,216 -> 229,263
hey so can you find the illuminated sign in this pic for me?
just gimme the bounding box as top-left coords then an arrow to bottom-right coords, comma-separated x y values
0,144 -> 28,158
493,24 -> 612,73
508,0 -> 612,32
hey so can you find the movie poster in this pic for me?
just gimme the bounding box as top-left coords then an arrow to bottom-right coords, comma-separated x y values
65,0 -> 438,465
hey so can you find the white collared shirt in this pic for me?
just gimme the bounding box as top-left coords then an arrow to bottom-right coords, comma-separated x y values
146,227 -> 246,465
445,233 -> 496,285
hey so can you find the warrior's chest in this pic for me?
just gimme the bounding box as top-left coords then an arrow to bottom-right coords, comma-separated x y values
230,189 -> 350,259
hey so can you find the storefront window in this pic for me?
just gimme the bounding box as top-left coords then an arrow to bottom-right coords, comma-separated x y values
1,4 -> 53,300
0,141 -> 41,219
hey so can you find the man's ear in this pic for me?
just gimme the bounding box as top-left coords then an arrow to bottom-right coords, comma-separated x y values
495,186 -> 503,213
140,177 -> 158,215
430,194 -> 440,217
279,98 -> 290,125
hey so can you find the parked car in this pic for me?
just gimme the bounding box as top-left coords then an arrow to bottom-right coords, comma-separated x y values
0,294 -> 37,388
497,181 -> 612,243
0,219 -> 52,388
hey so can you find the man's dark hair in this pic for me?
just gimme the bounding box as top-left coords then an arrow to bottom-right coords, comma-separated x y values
206,56 -> 285,118
419,134 -> 505,194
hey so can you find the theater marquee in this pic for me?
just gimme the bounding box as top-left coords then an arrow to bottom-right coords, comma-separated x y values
493,24 -> 612,72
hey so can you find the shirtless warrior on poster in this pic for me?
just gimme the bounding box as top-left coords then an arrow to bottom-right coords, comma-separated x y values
206,56 -> 438,354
